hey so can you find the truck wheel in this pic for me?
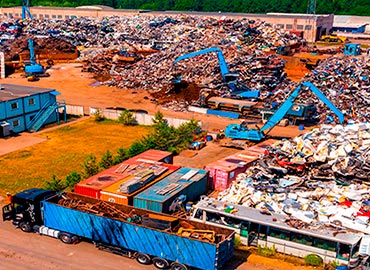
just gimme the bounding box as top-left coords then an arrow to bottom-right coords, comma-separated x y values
59,233 -> 74,244
153,257 -> 169,269
170,262 -> 188,270
136,253 -> 151,265
19,222 -> 32,232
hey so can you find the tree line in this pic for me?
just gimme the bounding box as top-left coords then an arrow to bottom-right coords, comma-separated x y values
1,0 -> 370,16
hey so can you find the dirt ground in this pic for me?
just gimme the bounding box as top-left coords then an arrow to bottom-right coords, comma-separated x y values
0,63 -> 307,157
0,63 -> 317,270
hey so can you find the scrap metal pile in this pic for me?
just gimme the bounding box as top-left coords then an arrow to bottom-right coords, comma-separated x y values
217,123 -> 370,233
7,16 -> 300,93
0,36 -> 77,61
301,56 -> 370,122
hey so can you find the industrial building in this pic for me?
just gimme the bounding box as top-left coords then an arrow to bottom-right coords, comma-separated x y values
0,84 -> 66,136
0,6 -> 337,42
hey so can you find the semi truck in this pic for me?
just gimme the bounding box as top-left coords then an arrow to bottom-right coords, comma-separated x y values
2,188 -> 235,270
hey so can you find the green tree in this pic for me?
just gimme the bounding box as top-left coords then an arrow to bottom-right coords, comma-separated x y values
82,154 -> 99,178
65,171 -> 82,190
92,109 -> 105,122
113,147 -> 128,164
127,141 -> 147,157
99,150 -> 114,169
44,174 -> 66,191
118,110 -> 136,125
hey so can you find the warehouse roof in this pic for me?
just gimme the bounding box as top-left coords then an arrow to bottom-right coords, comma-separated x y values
0,84 -> 57,102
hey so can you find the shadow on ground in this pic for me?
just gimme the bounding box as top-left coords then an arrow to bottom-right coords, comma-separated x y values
222,249 -> 252,269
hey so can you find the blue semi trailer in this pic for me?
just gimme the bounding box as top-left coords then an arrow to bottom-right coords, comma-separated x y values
2,189 -> 235,270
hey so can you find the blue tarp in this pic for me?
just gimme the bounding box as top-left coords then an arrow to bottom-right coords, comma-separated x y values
206,109 -> 240,119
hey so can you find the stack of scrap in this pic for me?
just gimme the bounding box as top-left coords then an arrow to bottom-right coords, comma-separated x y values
217,123 -> 370,234
301,56 -> 370,123
0,36 -> 77,61
0,15 -> 298,97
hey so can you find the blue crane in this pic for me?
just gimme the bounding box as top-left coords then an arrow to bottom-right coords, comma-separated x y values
24,39 -> 44,76
173,47 -> 260,99
225,81 -> 344,141
22,0 -> 33,20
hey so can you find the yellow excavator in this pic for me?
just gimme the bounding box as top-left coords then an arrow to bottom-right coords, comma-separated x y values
320,34 -> 347,43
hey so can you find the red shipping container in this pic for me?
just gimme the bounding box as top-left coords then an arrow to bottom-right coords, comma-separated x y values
75,150 -> 174,199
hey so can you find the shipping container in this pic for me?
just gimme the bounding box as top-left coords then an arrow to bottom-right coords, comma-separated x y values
205,139 -> 278,191
125,149 -> 173,164
42,192 -> 235,270
133,167 -> 208,213
100,164 -> 180,205
75,150 -> 173,199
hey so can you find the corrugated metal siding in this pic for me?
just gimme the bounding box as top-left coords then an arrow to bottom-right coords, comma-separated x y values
205,140 -> 278,191
74,185 -> 100,199
43,201 -> 223,270
205,167 -> 216,190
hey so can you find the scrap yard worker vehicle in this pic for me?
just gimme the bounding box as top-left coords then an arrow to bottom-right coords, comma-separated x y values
188,140 -> 206,150
3,188 -> 235,270
320,34 -> 347,43
23,39 -> 50,80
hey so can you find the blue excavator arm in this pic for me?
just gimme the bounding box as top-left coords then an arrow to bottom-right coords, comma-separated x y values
173,47 -> 260,99
28,39 -> 36,65
260,81 -> 344,133
173,47 -> 230,81
225,82 -> 344,141
22,0 -> 33,20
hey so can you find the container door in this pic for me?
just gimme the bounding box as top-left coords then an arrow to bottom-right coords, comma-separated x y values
2,204 -> 15,221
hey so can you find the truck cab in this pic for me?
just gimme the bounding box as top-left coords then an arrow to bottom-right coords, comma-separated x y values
2,188 -> 56,232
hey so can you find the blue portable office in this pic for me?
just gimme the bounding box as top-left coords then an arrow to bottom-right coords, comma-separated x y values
0,84 -> 66,136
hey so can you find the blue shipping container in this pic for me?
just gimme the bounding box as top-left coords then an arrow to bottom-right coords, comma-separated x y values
43,194 -> 234,270
133,167 -> 208,213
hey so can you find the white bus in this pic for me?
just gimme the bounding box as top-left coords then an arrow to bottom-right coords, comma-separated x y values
189,197 -> 362,268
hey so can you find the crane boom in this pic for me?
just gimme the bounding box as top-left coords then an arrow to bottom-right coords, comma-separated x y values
28,39 -> 36,65
22,0 -> 33,20
225,82 -> 344,141
173,47 -> 260,99
173,47 -> 231,81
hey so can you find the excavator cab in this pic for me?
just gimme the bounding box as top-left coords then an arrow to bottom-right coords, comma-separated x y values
224,73 -> 239,83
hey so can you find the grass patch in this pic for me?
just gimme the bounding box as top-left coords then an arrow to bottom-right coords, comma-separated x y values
0,118 -> 152,198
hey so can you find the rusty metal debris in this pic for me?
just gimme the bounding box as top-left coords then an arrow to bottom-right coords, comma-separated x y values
58,195 -> 219,243
58,197 -> 137,221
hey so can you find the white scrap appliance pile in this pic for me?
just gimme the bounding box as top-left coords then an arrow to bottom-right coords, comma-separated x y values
218,123 -> 370,234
